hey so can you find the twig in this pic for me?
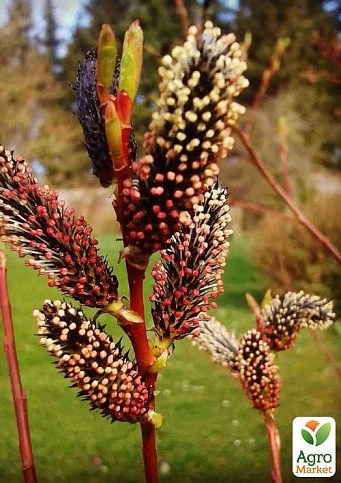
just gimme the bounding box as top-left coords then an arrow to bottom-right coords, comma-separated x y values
277,117 -> 292,198
264,412 -> 282,483
0,249 -> 37,483
174,0 -> 190,40
229,198 -> 295,221
236,129 -> 341,265
246,293 -> 265,332
244,39 -> 290,133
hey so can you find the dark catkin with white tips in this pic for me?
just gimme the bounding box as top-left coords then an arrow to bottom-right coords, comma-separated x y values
35,300 -> 150,423
150,182 -> 232,340
0,147 -> 118,308
75,49 -> 137,187
192,317 -> 239,367
234,329 -> 281,412
122,22 -> 248,252
261,291 -> 335,351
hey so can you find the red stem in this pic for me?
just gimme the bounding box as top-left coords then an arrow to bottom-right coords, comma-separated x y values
0,250 -> 37,483
237,129 -> 341,265
125,264 -> 154,375
140,420 -> 159,483
264,412 -> 282,483
114,149 -> 159,482
124,263 -> 159,483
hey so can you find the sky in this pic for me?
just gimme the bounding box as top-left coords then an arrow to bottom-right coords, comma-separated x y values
1,0 -> 89,53
1,1 -> 242,54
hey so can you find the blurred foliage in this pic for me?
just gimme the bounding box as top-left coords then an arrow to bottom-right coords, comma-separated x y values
252,193 -> 341,315
0,0 -> 90,186
221,85 -> 340,213
234,0 -> 341,168
234,0 -> 340,95
1,0 -> 340,184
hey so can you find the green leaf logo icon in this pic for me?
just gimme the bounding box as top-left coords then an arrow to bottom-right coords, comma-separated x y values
301,428 -> 314,445
301,420 -> 332,446
315,422 -> 331,446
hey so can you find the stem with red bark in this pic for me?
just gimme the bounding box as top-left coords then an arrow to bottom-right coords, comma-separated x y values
0,250 -> 37,483
236,129 -> 341,265
244,40 -> 289,134
115,164 -> 159,482
264,412 -> 282,483
125,263 -> 159,483
246,293 -> 265,333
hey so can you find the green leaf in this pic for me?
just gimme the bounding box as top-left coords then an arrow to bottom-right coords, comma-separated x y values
315,423 -> 331,446
119,21 -> 143,102
119,51 -> 136,101
97,24 -> 117,92
301,429 -> 314,445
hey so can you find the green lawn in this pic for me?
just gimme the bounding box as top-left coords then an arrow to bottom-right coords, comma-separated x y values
0,234 -> 340,483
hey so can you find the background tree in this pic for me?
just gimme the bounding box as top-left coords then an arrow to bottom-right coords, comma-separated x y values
0,0 -> 93,186
43,0 -> 60,74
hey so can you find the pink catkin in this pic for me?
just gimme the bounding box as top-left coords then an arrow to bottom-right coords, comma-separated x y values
35,300 -> 150,423
0,147 -> 118,308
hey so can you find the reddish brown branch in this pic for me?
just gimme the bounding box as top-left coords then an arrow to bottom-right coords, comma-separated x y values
278,118 -> 292,198
174,0 -> 190,40
140,420 -> 159,483
0,250 -> 37,483
244,40 -> 290,133
229,198 -> 295,221
246,293 -> 265,332
264,412 -> 282,483
236,129 -> 341,265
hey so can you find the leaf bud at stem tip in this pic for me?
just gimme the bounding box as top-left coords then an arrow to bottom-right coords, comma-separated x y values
97,24 -> 117,100
119,20 -> 143,102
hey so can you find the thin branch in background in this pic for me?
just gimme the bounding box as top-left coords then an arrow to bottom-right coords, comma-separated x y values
236,128 -> 341,265
277,116 -> 292,198
229,198 -> 295,221
244,38 -> 290,133
0,249 -> 37,483
144,44 -> 161,58
245,293 -> 265,332
173,0 -> 190,40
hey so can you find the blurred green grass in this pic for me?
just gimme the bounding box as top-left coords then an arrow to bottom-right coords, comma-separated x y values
0,234 -> 340,483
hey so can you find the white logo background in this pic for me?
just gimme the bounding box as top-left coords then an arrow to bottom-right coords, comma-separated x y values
292,417 -> 336,478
